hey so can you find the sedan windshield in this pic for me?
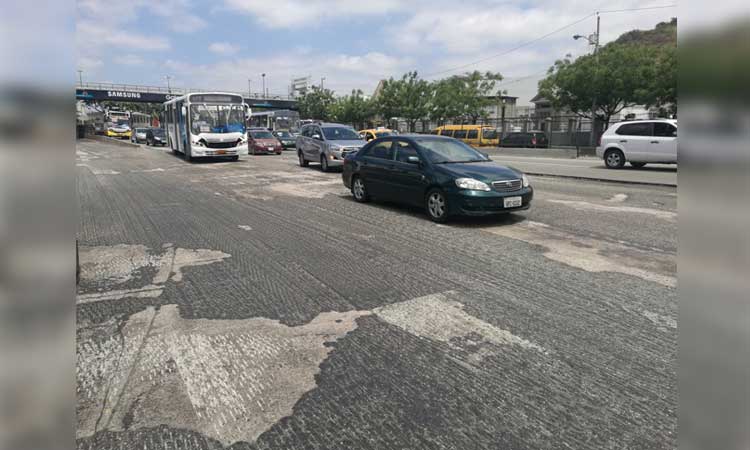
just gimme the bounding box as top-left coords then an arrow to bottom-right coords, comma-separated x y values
275,131 -> 292,138
250,131 -> 275,139
322,127 -> 360,140
152,129 -> 165,137
415,138 -> 490,163
190,104 -> 245,134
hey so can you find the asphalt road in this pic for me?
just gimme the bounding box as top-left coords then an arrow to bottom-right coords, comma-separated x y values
483,151 -> 678,186
76,140 -> 677,450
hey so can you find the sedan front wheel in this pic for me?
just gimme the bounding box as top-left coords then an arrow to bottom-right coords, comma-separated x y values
352,176 -> 370,203
426,188 -> 449,223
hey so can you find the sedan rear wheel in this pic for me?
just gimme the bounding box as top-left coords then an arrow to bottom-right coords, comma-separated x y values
298,151 -> 308,167
426,188 -> 449,223
320,154 -> 330,172
352,176 -> 370,203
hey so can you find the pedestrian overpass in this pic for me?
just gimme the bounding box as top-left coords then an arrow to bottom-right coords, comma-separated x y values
75,82 -> 298,111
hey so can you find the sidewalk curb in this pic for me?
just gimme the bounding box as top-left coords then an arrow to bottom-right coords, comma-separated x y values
525,172 -> 677,188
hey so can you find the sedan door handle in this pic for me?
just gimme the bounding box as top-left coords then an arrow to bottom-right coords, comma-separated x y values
650,141 -> 659,144
619,140 -> 628,143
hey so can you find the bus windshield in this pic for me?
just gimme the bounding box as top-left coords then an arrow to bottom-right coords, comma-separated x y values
190,104 -> 245,134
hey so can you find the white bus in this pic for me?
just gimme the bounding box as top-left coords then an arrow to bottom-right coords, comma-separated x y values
163,92 -> 249,161
249,109 -> 300,132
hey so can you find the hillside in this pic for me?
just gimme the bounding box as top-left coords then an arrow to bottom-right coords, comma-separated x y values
614,17 -> 677,46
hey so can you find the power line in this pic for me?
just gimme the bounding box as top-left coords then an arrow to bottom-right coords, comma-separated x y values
598,4 -> 676,13
422,4 -> 677,78
423,13 -> 596,78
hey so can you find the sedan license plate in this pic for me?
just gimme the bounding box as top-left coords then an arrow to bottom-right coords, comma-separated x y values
504,196 -> 522,208
267,146 -> 275,151
216,150 -> 226,155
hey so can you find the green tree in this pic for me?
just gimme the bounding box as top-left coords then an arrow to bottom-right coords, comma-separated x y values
399,71 -> 432,132
332,89 -> 375,129
538,44 -> 658,128
375,78 -> 403,129
455,71 -> 504,124
429,77 -> 464,125
297,86 -> 337,120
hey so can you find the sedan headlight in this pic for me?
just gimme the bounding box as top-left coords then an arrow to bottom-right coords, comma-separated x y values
522,174 -> 530,187
455,178 -> 491,191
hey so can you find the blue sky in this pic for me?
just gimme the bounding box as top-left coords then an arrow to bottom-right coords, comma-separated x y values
76,0 -> 676,105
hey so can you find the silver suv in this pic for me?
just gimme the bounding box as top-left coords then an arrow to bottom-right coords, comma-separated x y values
597,119 -> 677,169
296,122 -> 366,172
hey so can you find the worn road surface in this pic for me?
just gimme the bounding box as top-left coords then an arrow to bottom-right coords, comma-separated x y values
76,139 -> 676,450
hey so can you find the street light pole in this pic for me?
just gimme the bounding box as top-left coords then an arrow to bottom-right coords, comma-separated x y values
77,69 -> 83,86
574,13 -> 600,147
248,78 -> 252,97
590,12 -> 600,147
164,75 -> 172,94
320,77 -> 326,90
261,73 -> 266,99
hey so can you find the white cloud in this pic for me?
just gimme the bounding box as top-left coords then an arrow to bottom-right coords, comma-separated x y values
223,0 -> 402,28
77,21 -> 170,51
162,50 -> 411,96
115,54 -> 145,66
208,42 -> 239,55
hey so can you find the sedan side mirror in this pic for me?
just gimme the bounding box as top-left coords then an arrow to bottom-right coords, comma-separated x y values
312,134 -> 322,140
406,156 -> 421,164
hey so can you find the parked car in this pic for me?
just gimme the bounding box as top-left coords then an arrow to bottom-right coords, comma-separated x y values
358,128 -> 398,142
597,119 -> 677,169
272,130 -> 296,149
297,122 -> 366,172
248,129 -> 283,155
342,134 -> 532,222
145,128 -> 167,146
500,131 -> 549,148
131,127 -> 149,144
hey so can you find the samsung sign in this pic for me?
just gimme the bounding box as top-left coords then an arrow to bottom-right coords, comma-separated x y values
76,89 -> 176,103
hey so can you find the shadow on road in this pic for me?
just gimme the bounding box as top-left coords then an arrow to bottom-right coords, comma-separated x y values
340,195 -> 528,228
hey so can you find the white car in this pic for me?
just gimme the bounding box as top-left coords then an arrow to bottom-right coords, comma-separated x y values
597,119 -> 677,169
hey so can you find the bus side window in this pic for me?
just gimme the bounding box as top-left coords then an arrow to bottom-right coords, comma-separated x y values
467,129 -> 478,139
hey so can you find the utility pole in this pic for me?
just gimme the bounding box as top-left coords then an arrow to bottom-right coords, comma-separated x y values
261,73 -> 266,99
590,12 -> 600,147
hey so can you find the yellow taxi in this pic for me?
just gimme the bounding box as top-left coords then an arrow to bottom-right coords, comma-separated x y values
358,127 -> 398,142
433,125 -> 499,147
106,124 -> 132,139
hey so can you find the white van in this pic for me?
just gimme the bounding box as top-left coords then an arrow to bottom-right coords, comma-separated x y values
597,119 -> 677,169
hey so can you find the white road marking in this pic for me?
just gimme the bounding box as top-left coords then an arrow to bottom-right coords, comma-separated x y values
483,221 -> 676,287
238,225 -> 252,231
643,310 -> 677,330
608,193 -> 628,202
77,244 -> 230,304
76,305 -> 369,445
375,291 -> 546,354
547,199 -> 676,220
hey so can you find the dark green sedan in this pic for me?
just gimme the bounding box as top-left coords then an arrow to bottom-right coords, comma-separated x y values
342,134 -> 533,222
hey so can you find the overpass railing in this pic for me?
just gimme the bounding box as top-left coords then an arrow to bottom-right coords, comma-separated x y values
76,82 -> 296,101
